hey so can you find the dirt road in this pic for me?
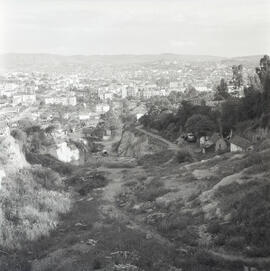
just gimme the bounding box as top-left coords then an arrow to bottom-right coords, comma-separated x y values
135,126 -> 181,151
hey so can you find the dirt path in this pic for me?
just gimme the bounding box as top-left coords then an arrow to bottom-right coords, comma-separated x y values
97,164 -> 174,247
135,126 -> 180,151
209,250 -> 270,265
0,158 -> 174,271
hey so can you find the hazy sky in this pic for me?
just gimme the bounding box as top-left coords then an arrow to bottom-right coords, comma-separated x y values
0,0 -> 270,56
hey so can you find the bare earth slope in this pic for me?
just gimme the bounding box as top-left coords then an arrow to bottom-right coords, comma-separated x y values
1,131 -> 270,271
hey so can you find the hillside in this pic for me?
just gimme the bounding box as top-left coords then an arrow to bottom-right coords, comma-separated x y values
0,134 -> 71,253
0,53 -> 260,72
115,134 -> 270,270
1,121 -> 270,270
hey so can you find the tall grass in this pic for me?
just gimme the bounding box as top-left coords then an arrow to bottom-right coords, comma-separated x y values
136,179 -> 171,202
0,166 -> 71,249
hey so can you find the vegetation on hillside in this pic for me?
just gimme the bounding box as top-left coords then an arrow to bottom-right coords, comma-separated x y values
140,55 -> 270,141
0,166 -> 70,249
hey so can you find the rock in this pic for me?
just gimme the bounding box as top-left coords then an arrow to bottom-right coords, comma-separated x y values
155,196 -> 172,208
145,212 -> 166,224
132,204 -> 142,210
86,239 -> 97,246
74,222 -> 87,227
169,267 -> 182,271
142,201 -> 154,210
145,233 -> 153,240
224,213 -> 232,221
113,264 -> 139,271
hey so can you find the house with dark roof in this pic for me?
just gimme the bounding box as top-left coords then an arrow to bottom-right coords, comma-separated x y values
230,135 -> 253,152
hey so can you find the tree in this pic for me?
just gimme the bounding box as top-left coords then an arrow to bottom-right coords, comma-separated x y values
185,84 -> 197,98
256,55 -> 270,84
232,64 -> 243,89
44,125 -> 56,135
248,74 -> 263,93
221,99 -> 241,129
185,114 -> 216,138
167,91 -> 183,105
214,78 -> 230,100
256,55 -> 270,114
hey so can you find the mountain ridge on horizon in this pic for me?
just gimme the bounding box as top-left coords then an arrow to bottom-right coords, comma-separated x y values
0,53 -> 264,72
0,52 -> 265,59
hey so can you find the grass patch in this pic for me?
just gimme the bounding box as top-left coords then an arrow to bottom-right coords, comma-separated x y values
176,149 -> 193,164
136,180 -> 171,202
210,179 -> 270,257
25,152 -> 75,175
138,150 -> 174,167
67,170 -> 108,195
0,166 -> 71,249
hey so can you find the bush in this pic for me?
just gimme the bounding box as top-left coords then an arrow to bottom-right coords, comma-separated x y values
0,167 -> 71,249
25,152 -> 74,175
258,139 -> 270,151
137,186 -> 170,202
176,150 -> 193,164
138,150 -> 174,166
92,258 -> 102,269
31,166 -> 63,190
158,213 -> 194,234
136,180 -> 170,202
207,222 -> 221,235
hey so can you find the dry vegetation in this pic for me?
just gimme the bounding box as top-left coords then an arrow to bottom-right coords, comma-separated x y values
117,146 -> 270,270
0,166 -> 71,249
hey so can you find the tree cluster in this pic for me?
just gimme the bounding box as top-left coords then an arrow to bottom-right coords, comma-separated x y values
140,55 -> 270,141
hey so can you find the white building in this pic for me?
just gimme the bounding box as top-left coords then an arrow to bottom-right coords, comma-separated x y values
169,82 -> 178,88
121,87 -> 128,99
96,103 -> 110,114
13,94 -> 36,106
45,96 -> 77,106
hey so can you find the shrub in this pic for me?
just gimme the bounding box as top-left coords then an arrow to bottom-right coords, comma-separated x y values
138,150 -> 174,166
158,213 -> 194,233
137,186 -> 170,202
25,152 -> 74,175
136,179 -> 170,202
176,150 -> 193,164
31,166 -> 63,190
207,222 -> 221,235
92,258 -> 102,269
0,167 -> 71,249
258,139 -> 270,151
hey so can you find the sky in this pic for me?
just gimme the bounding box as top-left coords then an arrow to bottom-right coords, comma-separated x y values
0,0 -> 270,57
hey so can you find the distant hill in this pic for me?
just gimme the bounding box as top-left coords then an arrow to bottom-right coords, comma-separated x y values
221,55 -> 263,68
0,53 -> 262,72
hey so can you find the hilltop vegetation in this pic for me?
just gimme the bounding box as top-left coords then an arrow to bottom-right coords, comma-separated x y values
140,55 -> 270,141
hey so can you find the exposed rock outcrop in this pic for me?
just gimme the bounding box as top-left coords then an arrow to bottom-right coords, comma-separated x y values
117,129 -> 164,158
0,135 -> 29,173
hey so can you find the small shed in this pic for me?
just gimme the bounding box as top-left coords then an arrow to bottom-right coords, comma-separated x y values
230,135 -> 253,152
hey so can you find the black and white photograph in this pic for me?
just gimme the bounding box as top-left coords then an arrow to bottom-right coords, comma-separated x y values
0,0 -> 270,270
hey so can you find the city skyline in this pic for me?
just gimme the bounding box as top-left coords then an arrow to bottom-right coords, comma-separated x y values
0,0 -> 270,57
